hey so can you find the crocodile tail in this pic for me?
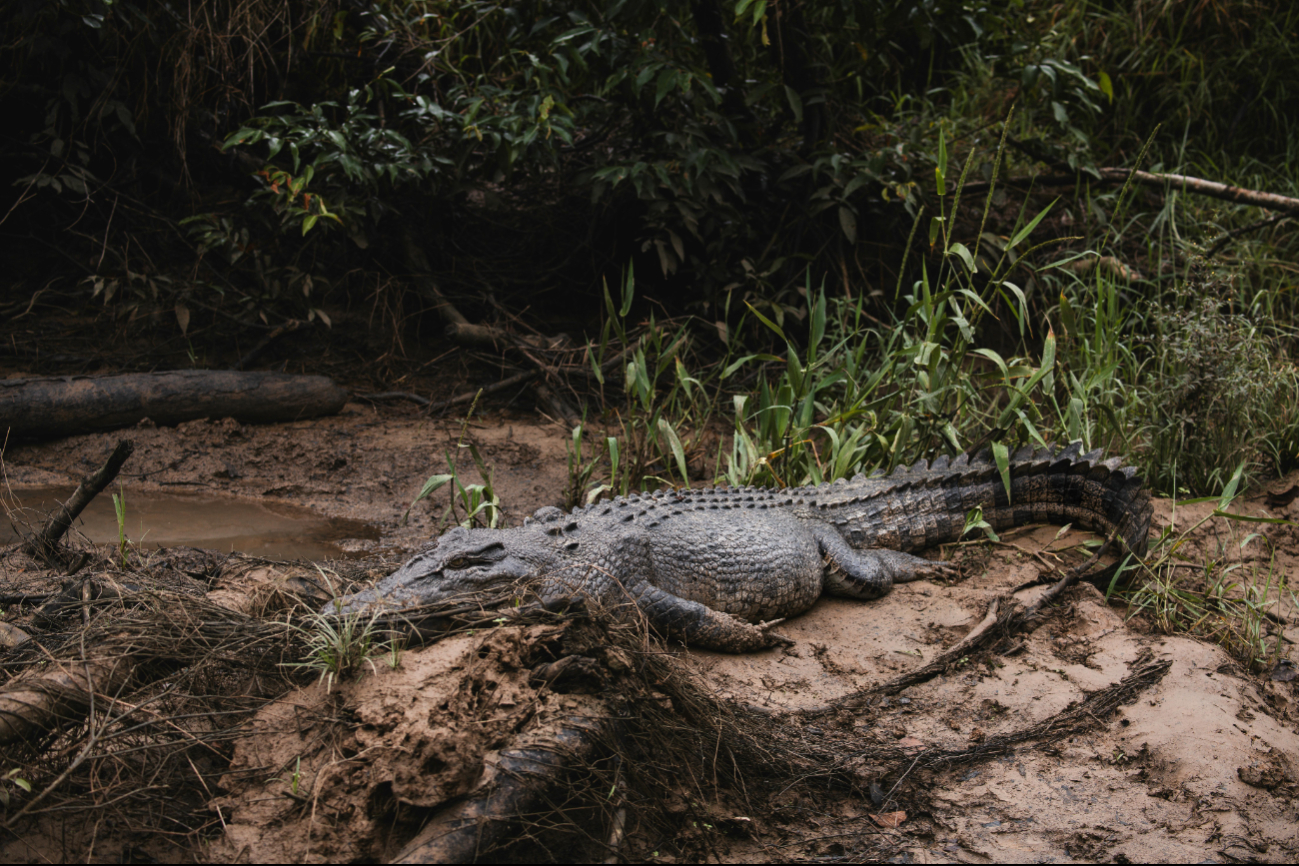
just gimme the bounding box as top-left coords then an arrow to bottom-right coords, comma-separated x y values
959,442 -> 1153,559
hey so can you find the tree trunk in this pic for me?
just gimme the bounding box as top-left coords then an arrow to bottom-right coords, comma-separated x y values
1,370 -> 349,442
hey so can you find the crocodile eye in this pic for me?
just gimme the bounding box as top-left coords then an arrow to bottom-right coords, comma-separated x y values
447,557 -> 470,569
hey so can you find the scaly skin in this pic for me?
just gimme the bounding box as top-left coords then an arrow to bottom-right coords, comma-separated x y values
334,442 -> 1152,652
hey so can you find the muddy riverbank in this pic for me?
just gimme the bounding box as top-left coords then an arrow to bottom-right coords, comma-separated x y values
1,407 -> 1298,863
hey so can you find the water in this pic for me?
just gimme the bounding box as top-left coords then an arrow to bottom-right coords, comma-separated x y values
1,486 -> 379,560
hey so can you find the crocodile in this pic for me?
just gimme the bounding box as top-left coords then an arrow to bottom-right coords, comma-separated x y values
334,442 -> 1152,652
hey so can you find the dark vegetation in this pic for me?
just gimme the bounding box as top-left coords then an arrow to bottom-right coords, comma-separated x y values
7,0 -> 1299,498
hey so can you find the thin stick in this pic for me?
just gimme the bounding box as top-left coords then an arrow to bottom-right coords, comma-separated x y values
425,370 -> 538,415
23,440 -> 133,560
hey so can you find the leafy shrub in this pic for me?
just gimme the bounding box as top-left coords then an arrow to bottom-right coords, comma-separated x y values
1139,262 -> 1299,495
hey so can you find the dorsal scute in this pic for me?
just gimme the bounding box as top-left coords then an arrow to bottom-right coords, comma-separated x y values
529,505 -> 565,524
1057,441 -> 1084,462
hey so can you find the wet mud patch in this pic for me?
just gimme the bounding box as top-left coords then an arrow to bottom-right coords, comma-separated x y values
1,485 -> 378,560
2,405 -> 575,556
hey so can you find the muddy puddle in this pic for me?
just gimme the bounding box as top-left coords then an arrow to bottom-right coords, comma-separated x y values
0,485 -> 379,560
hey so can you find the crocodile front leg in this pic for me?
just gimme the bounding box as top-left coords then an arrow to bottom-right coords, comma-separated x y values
631,582 -> 794,651
586,530 -> 795,652
812,524 -> 957,600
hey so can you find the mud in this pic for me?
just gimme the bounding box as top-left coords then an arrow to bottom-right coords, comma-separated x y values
0,485 -> 379,560
1,403 -> 573,561
2,406 -> 1298,863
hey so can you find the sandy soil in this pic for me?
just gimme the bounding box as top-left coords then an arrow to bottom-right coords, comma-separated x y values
2,406 -> 1298,863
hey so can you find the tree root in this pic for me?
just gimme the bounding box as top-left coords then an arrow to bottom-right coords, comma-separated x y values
391,715 -> 609,864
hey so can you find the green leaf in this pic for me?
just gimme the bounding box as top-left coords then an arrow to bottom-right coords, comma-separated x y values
722,353 -> 780,379
961,507 -> 999,542
1097,70 -> 1114,103
784,86 -> 803,123
1218,462 -> 1246,511
1211,511 -> 1292,525
1008,199 -> 1057,248
948,242 -> 976,273
655,69 -> 677,107
744,302 -> 787,342
413,474 -> 454,503
936,129 -> 948,196
1059,290 -> 1076,337
620,261 -> 635,317
838,206 -> 857,244
992,441 -> 1012,506
972,348 -> 1009,378
657,418 -> 689,483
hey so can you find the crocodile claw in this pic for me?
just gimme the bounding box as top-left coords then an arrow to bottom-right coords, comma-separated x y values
917,558 -> 961,582
757,618 -> 796,647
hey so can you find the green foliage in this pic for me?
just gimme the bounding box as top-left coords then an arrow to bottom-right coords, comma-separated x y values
112,486 -> 129,567
0,768 -> 33,808
285,568 -> 396,692
407,395 -> 502,530
1137,263 -> 1299,496
1123,466 -> 1296,671
284,605 -> 387,693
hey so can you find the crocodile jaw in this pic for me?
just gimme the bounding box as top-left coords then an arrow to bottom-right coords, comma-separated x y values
329,525 -> 558,616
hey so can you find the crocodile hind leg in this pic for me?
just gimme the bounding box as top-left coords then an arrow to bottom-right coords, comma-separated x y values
812,524 -> 958,600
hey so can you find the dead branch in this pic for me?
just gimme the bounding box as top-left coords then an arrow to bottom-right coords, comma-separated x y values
963,167 -> 1299,215
424,370 -> 540,415
22,439 -> 133,560
808,540 -> 1120,715
912,656 -> 1172,769
401,232 -> 578,423
1206,213 -> 1291,258
355,391 -> 432,406
1,371 -> 349,441
0,594 -> 291,748
0,631 -> 152,746
234,318 -> 302,371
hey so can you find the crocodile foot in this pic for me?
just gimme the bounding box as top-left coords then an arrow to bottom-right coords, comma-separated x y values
893,556 -> 961,584
757,618 -> 795,647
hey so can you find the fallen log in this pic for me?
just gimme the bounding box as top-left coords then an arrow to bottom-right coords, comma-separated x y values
0,370 -> 349,442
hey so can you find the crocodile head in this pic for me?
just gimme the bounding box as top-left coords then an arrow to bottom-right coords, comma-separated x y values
329,510 -> 571,617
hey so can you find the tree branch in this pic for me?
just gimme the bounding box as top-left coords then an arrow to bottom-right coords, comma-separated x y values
963,168 -> 1299,215
23,440 -> 133,560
